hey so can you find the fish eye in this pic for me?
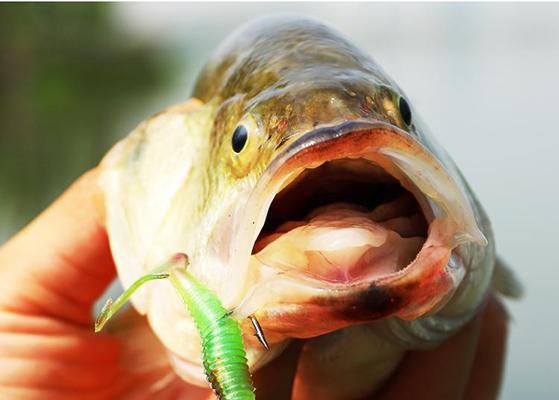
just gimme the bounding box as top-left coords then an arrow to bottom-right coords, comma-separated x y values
229,114 -> 261,177
398,96 -> 412,127
232,125 -> 248,153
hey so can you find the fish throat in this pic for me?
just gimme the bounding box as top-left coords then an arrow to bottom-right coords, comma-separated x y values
253,156 -> 428,284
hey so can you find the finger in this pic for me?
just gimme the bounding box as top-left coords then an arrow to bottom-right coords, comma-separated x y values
0,357 -> 119,391
0,313 -> 120,392
252,340 -> 304,400
0,168 -> 115,324
0,310 -> 120,364
376,312 -> 482,400
0,386 -> 116,400
0,324 -> 119,365
463,297 -> 509,400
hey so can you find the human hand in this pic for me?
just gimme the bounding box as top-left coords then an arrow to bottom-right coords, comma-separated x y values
254,295 -> 508,400
0,170 -> 121,399
373,296 -> 508,400
0,170 -> 508,400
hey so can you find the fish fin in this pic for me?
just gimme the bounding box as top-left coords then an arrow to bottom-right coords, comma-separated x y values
97,98 -> 216,313
492,256 -> 524,299
105,305 -> 211,400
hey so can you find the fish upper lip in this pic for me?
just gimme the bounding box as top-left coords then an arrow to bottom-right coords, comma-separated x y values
221,119 -> 487,310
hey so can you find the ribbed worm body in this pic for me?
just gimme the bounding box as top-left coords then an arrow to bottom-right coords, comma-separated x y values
202,318 -> 255,399
170,269 -> 255,400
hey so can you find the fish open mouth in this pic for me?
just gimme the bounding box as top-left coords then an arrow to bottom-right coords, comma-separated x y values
252,157 -> 428,283
227,120 -> 486,338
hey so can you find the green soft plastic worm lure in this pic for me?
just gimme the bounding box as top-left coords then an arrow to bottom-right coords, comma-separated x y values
95,253 -> 256,400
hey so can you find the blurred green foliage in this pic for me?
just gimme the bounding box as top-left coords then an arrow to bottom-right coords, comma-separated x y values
0,3 -> 177,241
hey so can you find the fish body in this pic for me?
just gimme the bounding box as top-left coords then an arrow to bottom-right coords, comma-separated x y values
99,16 -> 517,399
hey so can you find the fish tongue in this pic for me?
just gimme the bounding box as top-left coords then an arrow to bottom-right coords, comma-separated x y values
254,202 -> 425,283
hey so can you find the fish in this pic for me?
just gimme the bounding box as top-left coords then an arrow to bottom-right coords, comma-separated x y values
97,15 -> 521,399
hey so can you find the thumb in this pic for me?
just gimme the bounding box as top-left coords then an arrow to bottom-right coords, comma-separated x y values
0,168 -> 116,325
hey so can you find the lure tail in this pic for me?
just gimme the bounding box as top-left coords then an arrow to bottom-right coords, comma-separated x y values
95,272 -> 169,332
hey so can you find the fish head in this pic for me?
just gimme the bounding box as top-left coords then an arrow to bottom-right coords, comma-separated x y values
195,69 -> 487,305
99,16 -> 495,386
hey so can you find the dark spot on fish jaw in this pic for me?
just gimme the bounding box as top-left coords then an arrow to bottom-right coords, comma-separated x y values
315,285 -> 404,323
345,285 -> 403,320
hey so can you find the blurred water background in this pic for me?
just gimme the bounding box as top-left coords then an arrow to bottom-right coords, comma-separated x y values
1,3 -> 557,399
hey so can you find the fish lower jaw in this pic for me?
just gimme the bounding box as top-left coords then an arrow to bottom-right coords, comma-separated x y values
232,215 -> 458,337
231,191 -> 461,339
